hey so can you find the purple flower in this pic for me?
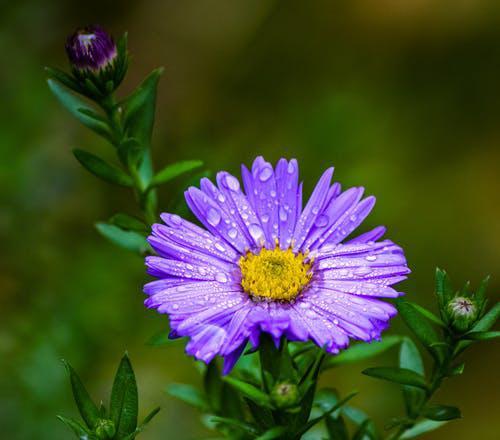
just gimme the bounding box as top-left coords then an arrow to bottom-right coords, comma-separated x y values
144,157 -> 410,373
65,25 -> 117,73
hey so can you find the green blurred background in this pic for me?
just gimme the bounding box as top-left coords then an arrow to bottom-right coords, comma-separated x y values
1,0 -> 499,438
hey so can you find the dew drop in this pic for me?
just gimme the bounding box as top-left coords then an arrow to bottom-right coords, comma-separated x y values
217,193 -> 226,203
207,208 -> 221,226
228,228 -> 238,239
287,161 -> 296,174
279,207 -> 288,222
225,175 -> 240,191
314,214 -> 329,227
261,214 -> 270,223
248,223 -> 264,242
215,273 -> 228,283
365,255 -> 377,262
169,214 -> 182,225
312,206 -> 320,215
259,167 -> 273,182
172,304 -> 179,310
215,242 -> 225,252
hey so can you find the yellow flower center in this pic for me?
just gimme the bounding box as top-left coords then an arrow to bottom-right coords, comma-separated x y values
239,246 -> 313,301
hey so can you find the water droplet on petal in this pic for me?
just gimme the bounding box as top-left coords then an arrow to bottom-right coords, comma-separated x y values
225,175 -> 240,191
215,242 -> 225,252
279,207 -> 288,221
215,272 -> 228,283
228,228 -> 238,239
248,223 -> 264,242
170,214 -> 182,225
259,166 -> 273,182
314,214 -> 329,227
287,161 -> 296,174
354,267 -> 372,277
172,304 -> 179,310
312,206 -> 320,214
207,208 -> 221,226
261,214 -> 270,223
217,193 -> 226,203
365,255 -> 377,262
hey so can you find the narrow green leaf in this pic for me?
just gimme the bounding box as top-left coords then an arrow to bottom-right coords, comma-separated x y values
95,222 -> 149,254
222,376 -> 272,407
109,213 -> 147,232
255,426 -> 288,440
323,335 -> 402,369
245,398 -> 275,430
121,406 -> 161,439
204,361 -> 223,412
400,420 -> 448,439
62,361 -> 100,429
409,303 -> 446,328
463,330 -> 500,341
210,416 -> 259,435
166,383 -> 208,410
362,367 -> 428,390
56,415 -> 93,439
152,160 -> 204,186
110,354 -> 138,437
295,392 -> 358,437
399,338 -> 426,417
342,405 -> 379,439
47,79 -> 111,138
325,415 -> 349,440
474,275 -> 490,306
471,302 -> 500,332
396,299 -> 444,363
73,149 -> 133,187
435,268 -> 453,307
352,420 -> 372,440
45,67 -> 82,93
422,405 -> 461,421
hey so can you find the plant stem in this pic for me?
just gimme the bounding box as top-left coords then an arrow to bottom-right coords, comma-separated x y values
99,94 -> 157,225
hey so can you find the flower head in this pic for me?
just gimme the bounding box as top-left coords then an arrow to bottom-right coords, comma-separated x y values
66,25 -> 117,73
144,157 -> 410,373
446,296 -> 479,332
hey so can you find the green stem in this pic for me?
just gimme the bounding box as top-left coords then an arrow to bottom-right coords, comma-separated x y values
99,95 -> 157,226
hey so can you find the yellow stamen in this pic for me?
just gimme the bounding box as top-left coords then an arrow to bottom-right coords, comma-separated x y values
239,246 -> 313,301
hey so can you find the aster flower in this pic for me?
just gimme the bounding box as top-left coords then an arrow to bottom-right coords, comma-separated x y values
144,157 -> 409,373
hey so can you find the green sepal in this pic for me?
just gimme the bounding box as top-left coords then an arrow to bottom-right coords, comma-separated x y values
57,415 -> 95,439
109,353 -> 138,438
47,79 -> 111,139
46,67 -> 83,94
244,398 -> 275,430
422,404 -> 461,421
323,335 -> 402,369
399,338 -> 426,417
73,149 -> 133,187
152,160 -> 204,187
362,367 -> 428,390
396,299 -> 444,364
95,222 -> 150,254
62,360 -> 100,429
166,383 -> 208,410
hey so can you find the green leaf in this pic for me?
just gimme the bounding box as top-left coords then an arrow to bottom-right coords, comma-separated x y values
152,160 -> 204,186
222,376 -> 272,408
422,405 -> 461,421
399,338 -> 426,417
245,398 -> 275,430
121,407 -> 161,439
95,223 -> 150,254
408,303 -> 446,328
325,415 -> 349,440
56,415 -> 94,439
109,213 -> 148,232
123,68 -> 163,148
204,361 -> 223,412
435,268 -> 454,309
255,426 -> 288,440
471,302 -> 500,332
73,149 -> 133,187
396,299 -> 444,363
210,416 -> 259,435
353,420 -> 372,440
62,360 -> 100,429
323,335 -> 402,369
362,367 -> 428,390
166,383 -> 208,410
47,79 -> 111,138
400,420 -> 448,439
110,354 -> 138,437
343,405 -> 378,440
46,67 -> 82,93
474,275 -> 490,307
463,331 -> 500,341
295,392 -> 358,437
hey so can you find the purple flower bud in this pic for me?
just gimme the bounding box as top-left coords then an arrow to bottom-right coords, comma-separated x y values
65,25 -> 117,73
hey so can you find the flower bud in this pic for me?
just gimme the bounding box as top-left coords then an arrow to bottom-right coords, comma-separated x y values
271,382 -> 299,409
65,25 -> 126,96
446,296 -> 479,333
95,418 -> 116,439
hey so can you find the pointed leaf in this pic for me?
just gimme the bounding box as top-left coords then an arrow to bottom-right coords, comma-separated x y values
396,299 -> 444,363
204,361 -> 223,412
399,338 -> 426,417
109,213 -> 148,232
95,222 -> 150,254
62,360 -> 100,429
362,367 -> 428,390
343,405 -> 378,439
245,398 -> 275,430
222,376 -> 272,408
210,416 -> 259,435
471,302 -> 499,332
463,331 -> 500,341
73,149 -> 133,186
400,420 -> 448,439
323,336 -> 402,369
255,426 -> 288,440
121,407 -> 161,439
166,383 -> 208,410
57,415 -> 94,439
422,405 -> 461,421
47,79 -> 111,138
408,303 -> 446,328
110,354 -> 138,437
325,415 -> 349,440
152,160 -> 204,186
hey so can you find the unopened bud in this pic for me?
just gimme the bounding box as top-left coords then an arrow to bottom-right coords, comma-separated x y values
95,418 -> 116,439
271,382 -> 299,409
447,296 -> 478,333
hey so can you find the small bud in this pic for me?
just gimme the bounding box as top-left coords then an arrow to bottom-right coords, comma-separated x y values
271,382 -> 299,409
65,25 -> 126,96
95,418 -> 116,439
447,296 -> 479,333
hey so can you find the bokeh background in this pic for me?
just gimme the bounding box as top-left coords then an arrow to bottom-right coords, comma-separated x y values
1,0 -> 499,438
